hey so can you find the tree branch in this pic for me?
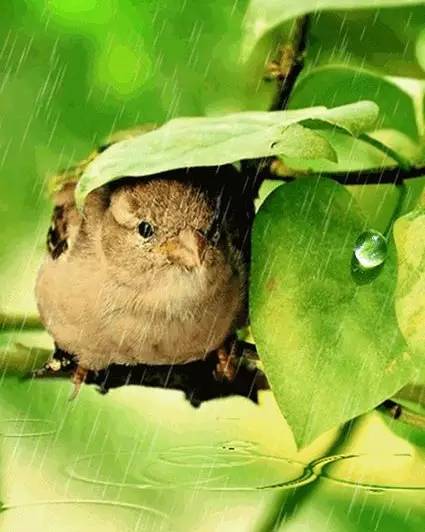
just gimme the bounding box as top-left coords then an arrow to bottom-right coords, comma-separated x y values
267,15 -> 310,111
259,164 -> 425,186
261,15 -> 425,188
31,342 -> 270,406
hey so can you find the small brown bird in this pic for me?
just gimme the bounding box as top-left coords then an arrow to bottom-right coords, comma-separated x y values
35,142 -> 255,397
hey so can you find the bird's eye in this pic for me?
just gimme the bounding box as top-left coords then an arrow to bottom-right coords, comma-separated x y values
138,221 -> 154,239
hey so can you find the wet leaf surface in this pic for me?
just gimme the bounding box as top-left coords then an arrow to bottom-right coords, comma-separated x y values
76,102 -> 378,206
250,178 -> 416,446
242,0 -> 425,58
394,209 -> 425,364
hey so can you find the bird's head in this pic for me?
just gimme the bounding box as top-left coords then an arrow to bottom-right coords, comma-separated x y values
99,175 -> 228,287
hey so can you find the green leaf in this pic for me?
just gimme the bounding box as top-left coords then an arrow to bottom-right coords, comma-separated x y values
280,130 -> 421,176
242,0 -> 425,57
289,66 -> 419,140
416,27 -> 425,73
75,102 -> 378,207
394,209 -> 425,361
269,123 -> 337,162
250,178 -> 414,447
0,330 -> 52,374
303,8 -> 425,80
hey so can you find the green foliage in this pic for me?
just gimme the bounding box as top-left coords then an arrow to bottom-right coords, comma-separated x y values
243,0 -> 425,57
0,0 -> 424,493
394,209 -> 425,363
250,178 -> 416,446
76,101 -> 378,205
1,1 -> 425,528
288,66 -> 420,140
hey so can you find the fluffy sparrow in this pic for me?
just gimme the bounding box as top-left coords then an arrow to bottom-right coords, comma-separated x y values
35,140 -> 254,397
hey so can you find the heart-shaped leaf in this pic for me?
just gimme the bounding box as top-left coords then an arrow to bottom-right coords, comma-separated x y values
250,178 -> 415,447
75,102 -> 378,207
394,209 -> 425,363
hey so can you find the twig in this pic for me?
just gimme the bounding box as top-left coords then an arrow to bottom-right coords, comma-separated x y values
261,14 -> 425,189
258,164 -> 425,186
242,16 -> 311,196
379,400 -> 425,430
30,342 -> 270,406
268,15 -> 310,111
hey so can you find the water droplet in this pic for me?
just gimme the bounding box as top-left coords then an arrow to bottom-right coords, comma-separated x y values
354,230 -> 387,270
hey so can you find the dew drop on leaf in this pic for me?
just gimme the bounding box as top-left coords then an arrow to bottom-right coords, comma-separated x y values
354,230 -> 388,270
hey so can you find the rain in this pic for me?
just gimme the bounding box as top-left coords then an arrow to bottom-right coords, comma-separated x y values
0,1 -> 424,531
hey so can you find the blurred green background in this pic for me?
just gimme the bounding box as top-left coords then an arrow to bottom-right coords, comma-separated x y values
0,1 -> 424,530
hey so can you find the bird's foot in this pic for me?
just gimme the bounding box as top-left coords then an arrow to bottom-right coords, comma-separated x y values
69,365 -> 89,401
213,338 -> 241,383
31,348 -> 76,379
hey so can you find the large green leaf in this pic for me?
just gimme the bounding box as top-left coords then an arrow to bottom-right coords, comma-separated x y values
250,178 -> 414,447
416,27 -> 425,73
289,66 -> 419,140
243,0 -> 425,57
76,102 -> 378,206
305,8 -> 425,80
394,209 -> 425,361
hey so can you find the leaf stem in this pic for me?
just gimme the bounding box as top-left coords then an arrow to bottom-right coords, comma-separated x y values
378,400 -> 425,430
383,181 -> 407,238
358,133 -> 412,172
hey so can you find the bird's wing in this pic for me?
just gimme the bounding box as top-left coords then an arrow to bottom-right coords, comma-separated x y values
47,181 -> 81,259
45,126 -> 159,260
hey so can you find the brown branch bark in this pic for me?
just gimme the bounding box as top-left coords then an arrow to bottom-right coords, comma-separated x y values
268,16 -> 310,111
31,342 -> 270,406
258,164 -> 425,186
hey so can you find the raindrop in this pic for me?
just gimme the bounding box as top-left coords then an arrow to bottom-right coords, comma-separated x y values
354,230 -> 387,270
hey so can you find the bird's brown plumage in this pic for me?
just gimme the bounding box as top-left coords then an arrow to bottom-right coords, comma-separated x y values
36,160 -> 254,374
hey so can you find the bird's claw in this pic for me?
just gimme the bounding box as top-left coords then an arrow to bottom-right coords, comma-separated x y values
68,365 -> 89,401
213,340 -> 241,382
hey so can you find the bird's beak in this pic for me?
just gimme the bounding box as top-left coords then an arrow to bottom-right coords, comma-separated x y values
160,228 -> 207,269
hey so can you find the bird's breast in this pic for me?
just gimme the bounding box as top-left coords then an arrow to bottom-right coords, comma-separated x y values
37,256 -> 245,370
92,264 -> 244,367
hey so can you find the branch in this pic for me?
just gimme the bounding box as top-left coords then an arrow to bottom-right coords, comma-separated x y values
27,341 -> 424,430
379,400 -> 425,430
242,16 -> 311,193
259,164 -> 425,186
31,342 -> 270,406
326,166 -> 425,186
261,15 -> 425,188
267,15 -> 310,111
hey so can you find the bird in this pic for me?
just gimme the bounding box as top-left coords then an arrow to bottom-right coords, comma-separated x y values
35,134 -> 255,398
